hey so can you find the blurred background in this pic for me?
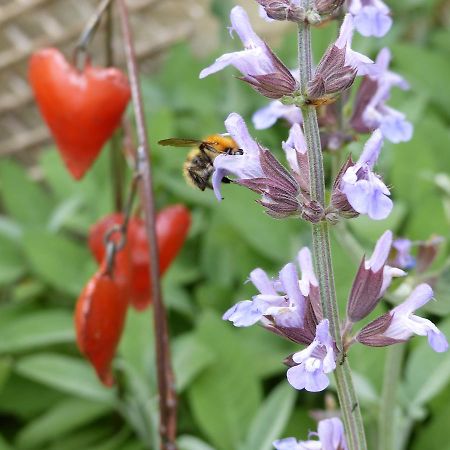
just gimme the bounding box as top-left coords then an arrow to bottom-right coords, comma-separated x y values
0,0 -> 449,449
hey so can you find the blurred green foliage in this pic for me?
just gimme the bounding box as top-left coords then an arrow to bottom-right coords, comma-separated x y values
0,0 -> 449,449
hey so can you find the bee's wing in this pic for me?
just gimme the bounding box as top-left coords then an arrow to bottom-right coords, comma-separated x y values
158,138 -> 203,147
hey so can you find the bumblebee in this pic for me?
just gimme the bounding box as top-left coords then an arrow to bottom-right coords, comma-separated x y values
158,134 -> 243,191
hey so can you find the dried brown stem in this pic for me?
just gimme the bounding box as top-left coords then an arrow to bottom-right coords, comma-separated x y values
117,2 -> 178,449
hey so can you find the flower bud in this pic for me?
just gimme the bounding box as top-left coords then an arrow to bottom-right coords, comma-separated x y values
315,0 -> 345,15
330,155 -> 359,218
347,257 -> 384,322
256,0 -> 306,22
240,44 -> 299,100
416,236 -> 444,273
308,45 -> 356,105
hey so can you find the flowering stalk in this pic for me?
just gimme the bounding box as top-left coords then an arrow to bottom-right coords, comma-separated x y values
298,2 -> 367,448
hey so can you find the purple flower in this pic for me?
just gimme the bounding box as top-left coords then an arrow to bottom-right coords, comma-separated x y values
392,238 -> 415,270
200,6 -> 298,99
348,230 -> 406,322
349,0 -> 392,38
252,101 -> 302,130
340,129 -> 393,220
212,112 -> 263,201
357,284 -> 449,352
333,14 -> 377,76
384,284 -> 448,352
366,231 -> 406,296
286,319 -> 336,392
273,417 -> 348,449
282,124 -> 310,193
351,48 -> 413,143
223,263 -> 306,329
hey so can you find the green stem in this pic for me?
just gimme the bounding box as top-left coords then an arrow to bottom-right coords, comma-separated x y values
378,345 -> 405,450
298,12 -> 367,450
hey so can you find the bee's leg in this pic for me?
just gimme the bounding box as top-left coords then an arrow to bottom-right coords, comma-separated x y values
188,169 -> 208,191
225,148 -> 244,155
221,177 -> 232,184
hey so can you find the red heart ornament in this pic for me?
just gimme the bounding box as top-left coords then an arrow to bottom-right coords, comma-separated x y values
29,48 -> 131,180
75,265 -> 128,386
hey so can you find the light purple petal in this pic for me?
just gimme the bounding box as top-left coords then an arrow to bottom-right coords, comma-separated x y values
253,102 -> 302,130
335,14 -> 354,50
393,283 -> 433,315
379,115 -> 413,143
225,112 -> 260,155
230,6 -> 265,49
279,262 -> 305,327
358,129 -> 383,168
200,48 -> 266,79
287,363 -> 330,392
428,329 -> 449,353
212,168 -> 226,201
298,247 -> 319,295
367,189 -> 393,220
223,300 -> 262,327
393,238 -> 415,269
380,265 -> 406,296
317,418 -> 348,450
273,437 -> 300,450
249,267 -> 277,295
353,6 -> 392,37
366,230 -> 393,272
342,177 -> 392,220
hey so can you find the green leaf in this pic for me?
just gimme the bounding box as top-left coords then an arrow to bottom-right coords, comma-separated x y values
15,398 -> 112,449
0,233 -> 26,285
242,382 -> 296,450
218,186 -> 306,263
0,310 -> 74,354
118,308 -> 155,385
347,202 -> 407,243
178,436 -> 215,450
0,160 -> 54,227
188,312 -> 262,450
0,357 -> 12,393
22,230 -> 91,296
404,318 -> 450,410
0,435 -> 12,450
391,44 -> 450,119
0,374 -> 64,419
172,333 -> 214,392
15,353 -> 116,404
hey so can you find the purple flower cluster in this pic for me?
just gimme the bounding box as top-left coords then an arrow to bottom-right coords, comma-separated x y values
224,232 -> 447,393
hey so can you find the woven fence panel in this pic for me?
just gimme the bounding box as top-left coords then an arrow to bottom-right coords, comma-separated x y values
0,0 -> 217,161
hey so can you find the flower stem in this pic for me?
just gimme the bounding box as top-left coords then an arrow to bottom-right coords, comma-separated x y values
298,12 -> 367,450
118,2 -> 178,449
378,344 -> 405,450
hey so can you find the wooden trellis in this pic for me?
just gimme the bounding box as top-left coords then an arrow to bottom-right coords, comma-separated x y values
0,0 -> 215,161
